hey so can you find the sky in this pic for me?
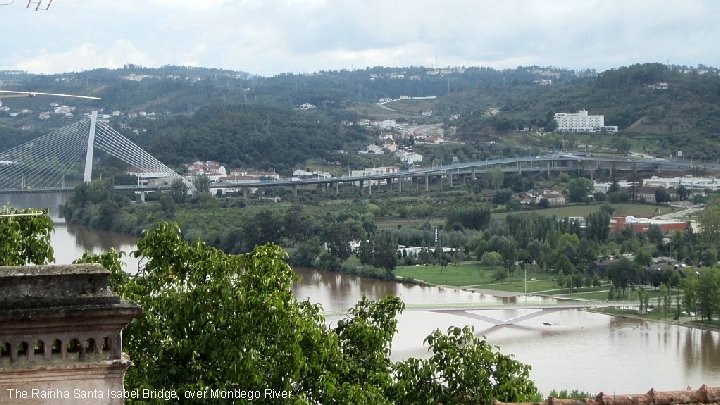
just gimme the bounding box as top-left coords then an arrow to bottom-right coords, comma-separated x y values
1,0 -> 718,76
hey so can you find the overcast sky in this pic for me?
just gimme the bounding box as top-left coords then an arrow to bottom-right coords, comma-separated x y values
1,0 -> 718,76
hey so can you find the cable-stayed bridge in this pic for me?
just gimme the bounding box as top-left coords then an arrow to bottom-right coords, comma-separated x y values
0,111 -> 180,192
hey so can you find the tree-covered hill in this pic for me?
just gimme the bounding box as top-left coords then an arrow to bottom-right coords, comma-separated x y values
135,104 -> 373,173
3,63 -> 720,162
447,63 -> 720,158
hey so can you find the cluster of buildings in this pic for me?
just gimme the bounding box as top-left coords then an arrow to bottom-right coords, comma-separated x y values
593,175 -> 718,203
355,119 -> 456,166
184,160 -> 406,190
517,190 -> 567,206
185,161 -> 279,183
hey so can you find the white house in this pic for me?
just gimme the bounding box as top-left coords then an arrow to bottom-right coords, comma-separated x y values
396,150 -> 423,165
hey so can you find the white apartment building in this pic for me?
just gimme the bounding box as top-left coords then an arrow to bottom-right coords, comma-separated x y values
554,110 -> 617,133
643,175 -> 720,191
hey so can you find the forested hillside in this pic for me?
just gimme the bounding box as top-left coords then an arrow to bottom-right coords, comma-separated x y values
135,104 -> 373,172
449,64 -> 720,158
2,63 -> 720,163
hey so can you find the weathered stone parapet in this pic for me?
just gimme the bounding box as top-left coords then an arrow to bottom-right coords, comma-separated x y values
0,264 -> 118,309
0,263 -> 140,404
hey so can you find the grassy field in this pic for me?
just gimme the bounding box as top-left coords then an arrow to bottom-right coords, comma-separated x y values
491,203 -> 676,220
395,263 -> 557,293
376,202 -> 676,230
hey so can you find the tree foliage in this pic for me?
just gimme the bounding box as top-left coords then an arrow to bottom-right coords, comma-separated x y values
606,257 -> 641,295
699,198 -> 720,246
0,207 -> 54,266
567,177 -> 592,203
392,326 -> 539,405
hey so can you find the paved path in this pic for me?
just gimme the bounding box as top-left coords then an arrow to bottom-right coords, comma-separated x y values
652,205 -> 703,220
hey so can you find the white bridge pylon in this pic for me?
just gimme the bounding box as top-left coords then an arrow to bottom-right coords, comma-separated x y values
0,111 -> 180,190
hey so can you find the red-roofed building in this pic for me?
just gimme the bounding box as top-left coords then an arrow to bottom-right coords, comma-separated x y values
610,216 -> 687,234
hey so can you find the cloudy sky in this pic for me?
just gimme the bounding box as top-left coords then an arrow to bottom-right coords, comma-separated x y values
1,0 -> 718,76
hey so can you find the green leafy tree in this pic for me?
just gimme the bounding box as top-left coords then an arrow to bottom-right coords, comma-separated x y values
607,257 -> 641,298
391,326 -> 540,405
654,188 -> 671,203
586,211 -> 611,242
445,206 -> 491,230
193,174 -> 211,193
170,178 -> 188,203
480,251 -> 503,267
699,199 -> 720,246
373,231 -> 398,273
634,249 -> 652,266
682,275 -> 699,314
567,177 -> 592,203
611,136 -> 632,154
697,267 -> 720,322
0,207 -> 54,266
489,168 -> 504,190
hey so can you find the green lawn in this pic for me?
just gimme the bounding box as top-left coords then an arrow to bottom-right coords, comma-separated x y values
395,263 -> 557,293
395,263 -> 496,286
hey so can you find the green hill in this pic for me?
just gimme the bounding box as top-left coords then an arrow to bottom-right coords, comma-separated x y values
2,63 -> 720,164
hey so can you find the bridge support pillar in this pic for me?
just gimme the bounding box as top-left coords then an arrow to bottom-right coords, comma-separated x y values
139,191 -> 146,203
359,180 -> 364,195
472,167 -> 476,180
398,177 -> 402,193
292,185 -> 297,199
449,171 -> 453,187
83,111 -> 98,183
335,182 -> 339,196
368,181 -> 372,195
425,174 -> 429,191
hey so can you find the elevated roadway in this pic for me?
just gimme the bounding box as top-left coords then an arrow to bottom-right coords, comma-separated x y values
1,153 -> 713,195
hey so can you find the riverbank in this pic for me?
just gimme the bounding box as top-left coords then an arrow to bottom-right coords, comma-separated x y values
591,307 -> 720,332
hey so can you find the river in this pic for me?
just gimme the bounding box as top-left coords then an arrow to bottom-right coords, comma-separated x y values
3,192 -> 720,395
